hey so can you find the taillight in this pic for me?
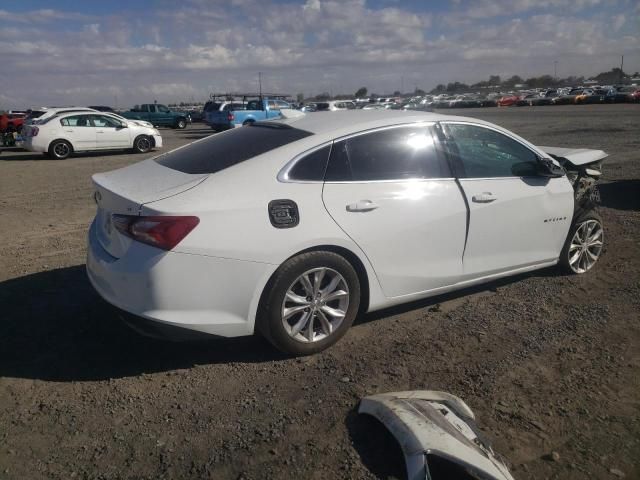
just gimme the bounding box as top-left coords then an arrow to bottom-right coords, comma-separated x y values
112,215 -> 199,251
227,113 -> 234,121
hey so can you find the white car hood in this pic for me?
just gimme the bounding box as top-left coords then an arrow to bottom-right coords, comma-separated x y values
539,146 -> 607,166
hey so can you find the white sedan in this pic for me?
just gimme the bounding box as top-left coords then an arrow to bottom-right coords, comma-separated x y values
22,111 -> 162,159
86,110 -> 605,355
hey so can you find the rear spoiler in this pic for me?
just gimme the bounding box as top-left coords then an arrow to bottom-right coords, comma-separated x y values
538,146 -> 607,166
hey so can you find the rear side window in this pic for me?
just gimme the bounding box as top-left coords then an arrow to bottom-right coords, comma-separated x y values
156,124 -> 314,174
286,145 -> 331,181
325,126 -> 450,182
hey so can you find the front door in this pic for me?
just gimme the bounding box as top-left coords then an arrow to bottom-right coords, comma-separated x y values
442,122 -> 574,279
91,115 -> 130,149
59,114 -> 96,150
322,124 -> 467,298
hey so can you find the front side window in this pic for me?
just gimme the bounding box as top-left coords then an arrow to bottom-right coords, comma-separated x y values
157,105 -> 169,113
268,101 -> 280,111
444,124 -> 539,178
325,126 -> 450,182
90,115 -> 121,128
60,115 -> 92,127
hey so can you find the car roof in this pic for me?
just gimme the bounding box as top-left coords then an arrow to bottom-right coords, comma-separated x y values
274,110 -> 492,137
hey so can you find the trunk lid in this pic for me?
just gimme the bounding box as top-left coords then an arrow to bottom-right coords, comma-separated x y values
92,158 -> 207,258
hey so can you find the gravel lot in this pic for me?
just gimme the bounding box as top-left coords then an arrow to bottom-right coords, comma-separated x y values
0,104 -> 639,480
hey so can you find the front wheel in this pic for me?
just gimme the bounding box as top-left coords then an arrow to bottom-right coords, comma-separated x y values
133,135 -> 152,153
176,118 -> 187,129
48,139 -> 72,160
559,210 -> 604,274
258,251 -> 361,355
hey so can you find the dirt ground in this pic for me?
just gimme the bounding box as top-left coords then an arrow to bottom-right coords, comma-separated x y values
0,104 -> 639,480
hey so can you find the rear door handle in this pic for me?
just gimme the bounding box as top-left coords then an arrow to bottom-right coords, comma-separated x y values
346,200 -> 379,212
472,192 -> 497,203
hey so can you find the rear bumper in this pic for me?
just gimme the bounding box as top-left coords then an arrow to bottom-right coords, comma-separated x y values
22,136 -> 48,153
86,219 -> 275,338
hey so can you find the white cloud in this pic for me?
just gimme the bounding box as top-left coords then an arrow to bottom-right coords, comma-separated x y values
0,1 -> 637,109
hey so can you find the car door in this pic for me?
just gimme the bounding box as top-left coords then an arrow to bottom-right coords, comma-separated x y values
441,122 -> 574,279
155,104 -> 172,125
322,124 -> 467,298
266,100 -> 280,119
91,115 -> 131,149
59,114 -> 97,150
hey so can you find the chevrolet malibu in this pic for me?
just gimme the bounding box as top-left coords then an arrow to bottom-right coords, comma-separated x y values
87,111 -> 606,355
22,111 -> 162,159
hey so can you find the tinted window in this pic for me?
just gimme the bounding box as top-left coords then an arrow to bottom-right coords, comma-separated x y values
156,123 -> 314,174
445,124 -> 539,178
204,101 -> 221,112
287,145 -> 331,181
325,126 -> 450,182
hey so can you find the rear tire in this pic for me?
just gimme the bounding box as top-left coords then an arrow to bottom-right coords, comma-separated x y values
242,120 -> 254,126
559,210 -> 604,274
258,251 -> 361,356
48,139 -> 72,160
133,135 -> 152,154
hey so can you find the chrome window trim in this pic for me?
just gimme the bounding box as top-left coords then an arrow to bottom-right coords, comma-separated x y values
278,122 -> 438,184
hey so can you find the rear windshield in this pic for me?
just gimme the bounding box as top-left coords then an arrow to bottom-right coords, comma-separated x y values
156,123 -> 314,174
203,102 -> 222,112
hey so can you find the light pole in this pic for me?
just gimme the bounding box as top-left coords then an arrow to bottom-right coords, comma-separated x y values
258,72 -> 263,97
554,61 -> 558,81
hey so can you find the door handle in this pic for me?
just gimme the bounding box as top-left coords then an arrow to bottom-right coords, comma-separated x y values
346,200 -> 379,212
471,192 -> 497,203
96,130 -> 104,134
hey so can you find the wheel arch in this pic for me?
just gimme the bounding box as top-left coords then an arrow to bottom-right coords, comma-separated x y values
134,133 -> 155,148
48,137 -> 75,152
250,244 -> 374,335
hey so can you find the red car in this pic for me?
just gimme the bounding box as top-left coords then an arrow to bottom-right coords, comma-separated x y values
628,89 -> 640,103
0,112 -> 26,133
497,95 -> 520,107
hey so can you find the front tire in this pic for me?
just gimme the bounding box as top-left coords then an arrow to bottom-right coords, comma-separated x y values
133,135 -> 152,153
176,118 -> 187,129
48,139 -> 72,160
258,251 -> 361,355
559,210 -> 604,274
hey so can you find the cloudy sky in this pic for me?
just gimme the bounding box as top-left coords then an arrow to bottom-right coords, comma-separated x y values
0,0 -> 638,108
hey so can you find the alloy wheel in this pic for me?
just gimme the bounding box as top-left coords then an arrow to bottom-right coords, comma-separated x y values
281,267 -> 349,343
136,137 -> 151,152
53,142 -> 70,158
568,219 -> 603,273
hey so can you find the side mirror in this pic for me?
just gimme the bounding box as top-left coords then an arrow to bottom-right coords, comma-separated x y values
537,158 -> 564,178
118,121 -> 128,129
